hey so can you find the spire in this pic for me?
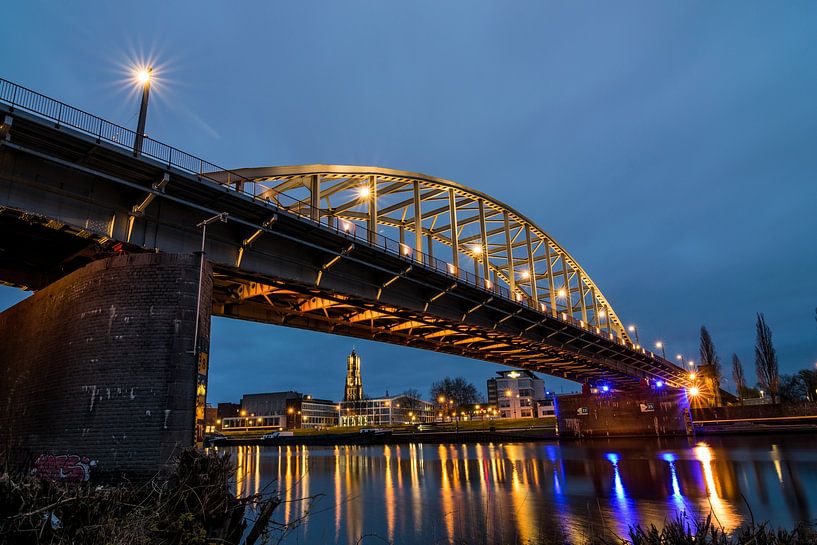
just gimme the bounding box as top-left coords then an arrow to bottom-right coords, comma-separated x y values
344,349 -> 363,402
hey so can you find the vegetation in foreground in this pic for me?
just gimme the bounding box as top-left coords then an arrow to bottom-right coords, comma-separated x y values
0,448 -> 291,545
587,513 -> 817,545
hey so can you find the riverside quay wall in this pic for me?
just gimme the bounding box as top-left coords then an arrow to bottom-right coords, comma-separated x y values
556,387 -> 692,438
692,401 -> 817,422
0,253 -> 211,480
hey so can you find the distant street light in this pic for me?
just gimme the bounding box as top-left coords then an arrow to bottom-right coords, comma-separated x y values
655,341 -> 666,359
133,66 -> 152,156
676,354 -> 685,367
627,324 -> 640,344
192,212 -> 228,354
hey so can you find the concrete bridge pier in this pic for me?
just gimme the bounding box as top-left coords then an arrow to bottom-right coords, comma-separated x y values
0,253 -> 211,480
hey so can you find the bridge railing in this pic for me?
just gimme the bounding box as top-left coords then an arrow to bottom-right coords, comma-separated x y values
0,77 -> 678,374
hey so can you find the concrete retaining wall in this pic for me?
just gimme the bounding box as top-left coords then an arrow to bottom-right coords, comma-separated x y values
556,388 -> 692,438
693,401 -> 817,421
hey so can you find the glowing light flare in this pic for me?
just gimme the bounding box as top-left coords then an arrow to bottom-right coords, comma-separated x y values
689,386 -> 700,396
520,270 -> 530,280
557,288 -> 567,298
655,341 -> 663,349
357,185 -> 371,199
135,67 -> 152,85
470,244 -> 483,255
628,325 -> 636,332
339,219 -> 354,233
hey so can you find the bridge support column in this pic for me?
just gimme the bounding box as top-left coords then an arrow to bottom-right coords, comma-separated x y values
0,253 -> 212,480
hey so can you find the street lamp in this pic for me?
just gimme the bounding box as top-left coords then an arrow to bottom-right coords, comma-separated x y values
655,341 -> 666,359
133,66 -> 152,156
627,324 -> 640,344
676,354 -> 685,367
192,212 -> 228,353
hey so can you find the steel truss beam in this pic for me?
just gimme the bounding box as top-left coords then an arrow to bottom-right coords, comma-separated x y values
224,165 -> 632,342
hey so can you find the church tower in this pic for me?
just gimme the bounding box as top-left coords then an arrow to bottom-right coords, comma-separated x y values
344,349 -> 363,401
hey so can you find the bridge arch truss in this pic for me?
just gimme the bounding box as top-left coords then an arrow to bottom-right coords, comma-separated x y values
218,165 -> 632,344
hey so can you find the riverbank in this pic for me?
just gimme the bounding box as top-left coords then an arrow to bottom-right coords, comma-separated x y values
0,449 -> 279,545
213,425 -> 558,447
212,412 -> 817,447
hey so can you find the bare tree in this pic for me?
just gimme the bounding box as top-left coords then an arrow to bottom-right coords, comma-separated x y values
755,313 -> 780,403
797,369 -> 817,402
699,326 -> 722,405
699,326 -> 721,376
731,353 -> 746,404
401,388 -> 424,411
430,377 -> 481,410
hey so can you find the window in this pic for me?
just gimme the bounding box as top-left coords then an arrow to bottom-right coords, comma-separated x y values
521,410 -> 532,417
499,400 -> 511,408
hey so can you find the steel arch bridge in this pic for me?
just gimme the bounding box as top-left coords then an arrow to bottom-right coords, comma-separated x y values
217,164 -> 630,342
0,77 -> 690,389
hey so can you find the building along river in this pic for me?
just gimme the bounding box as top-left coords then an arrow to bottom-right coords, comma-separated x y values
221,434 -> 817,544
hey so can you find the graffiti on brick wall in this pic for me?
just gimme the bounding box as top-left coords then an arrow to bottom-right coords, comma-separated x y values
32,454 -> 98,482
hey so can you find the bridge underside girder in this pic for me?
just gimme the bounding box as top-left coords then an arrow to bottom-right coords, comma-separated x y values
210,271 -> 660,386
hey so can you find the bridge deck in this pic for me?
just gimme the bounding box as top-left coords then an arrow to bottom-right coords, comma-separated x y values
0,83 -> 689,389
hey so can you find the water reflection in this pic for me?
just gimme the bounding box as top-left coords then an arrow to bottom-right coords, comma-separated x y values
226,435 -> 817,545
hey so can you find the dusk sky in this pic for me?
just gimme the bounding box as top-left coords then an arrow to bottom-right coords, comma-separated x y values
3,1 -> 816,404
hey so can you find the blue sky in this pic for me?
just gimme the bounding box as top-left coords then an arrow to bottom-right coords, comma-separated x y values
2,1 -> 816,403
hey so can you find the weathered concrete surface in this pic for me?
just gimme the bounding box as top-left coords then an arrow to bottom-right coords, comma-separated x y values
556,388 -> 692,438
0,253 -> 211,480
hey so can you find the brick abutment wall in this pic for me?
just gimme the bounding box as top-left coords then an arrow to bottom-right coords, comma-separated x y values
0,253 -> 212,480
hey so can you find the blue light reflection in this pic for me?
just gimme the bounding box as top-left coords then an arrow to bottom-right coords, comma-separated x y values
662,452 -> 686,513
605,452 -> 634,533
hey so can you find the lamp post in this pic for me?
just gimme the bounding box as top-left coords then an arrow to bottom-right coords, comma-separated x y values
627,324 -> 640,344
655,341 -> 666,359
676,354 -> 685,367
192,212 -> 228,354
133,67 -> 152,156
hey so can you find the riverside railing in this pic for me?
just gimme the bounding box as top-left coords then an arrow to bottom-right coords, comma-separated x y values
0,77 -> 679,373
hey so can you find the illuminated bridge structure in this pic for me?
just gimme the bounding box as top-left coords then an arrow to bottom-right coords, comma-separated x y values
0,77 -> 688,389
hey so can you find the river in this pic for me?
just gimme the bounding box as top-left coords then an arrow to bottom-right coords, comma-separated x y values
222,434 -> 817,544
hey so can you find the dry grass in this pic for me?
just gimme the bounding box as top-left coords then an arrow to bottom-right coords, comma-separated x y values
0,448 -> 282,545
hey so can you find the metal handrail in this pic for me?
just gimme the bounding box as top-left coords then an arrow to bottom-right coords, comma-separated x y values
0,77 -> 681,372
